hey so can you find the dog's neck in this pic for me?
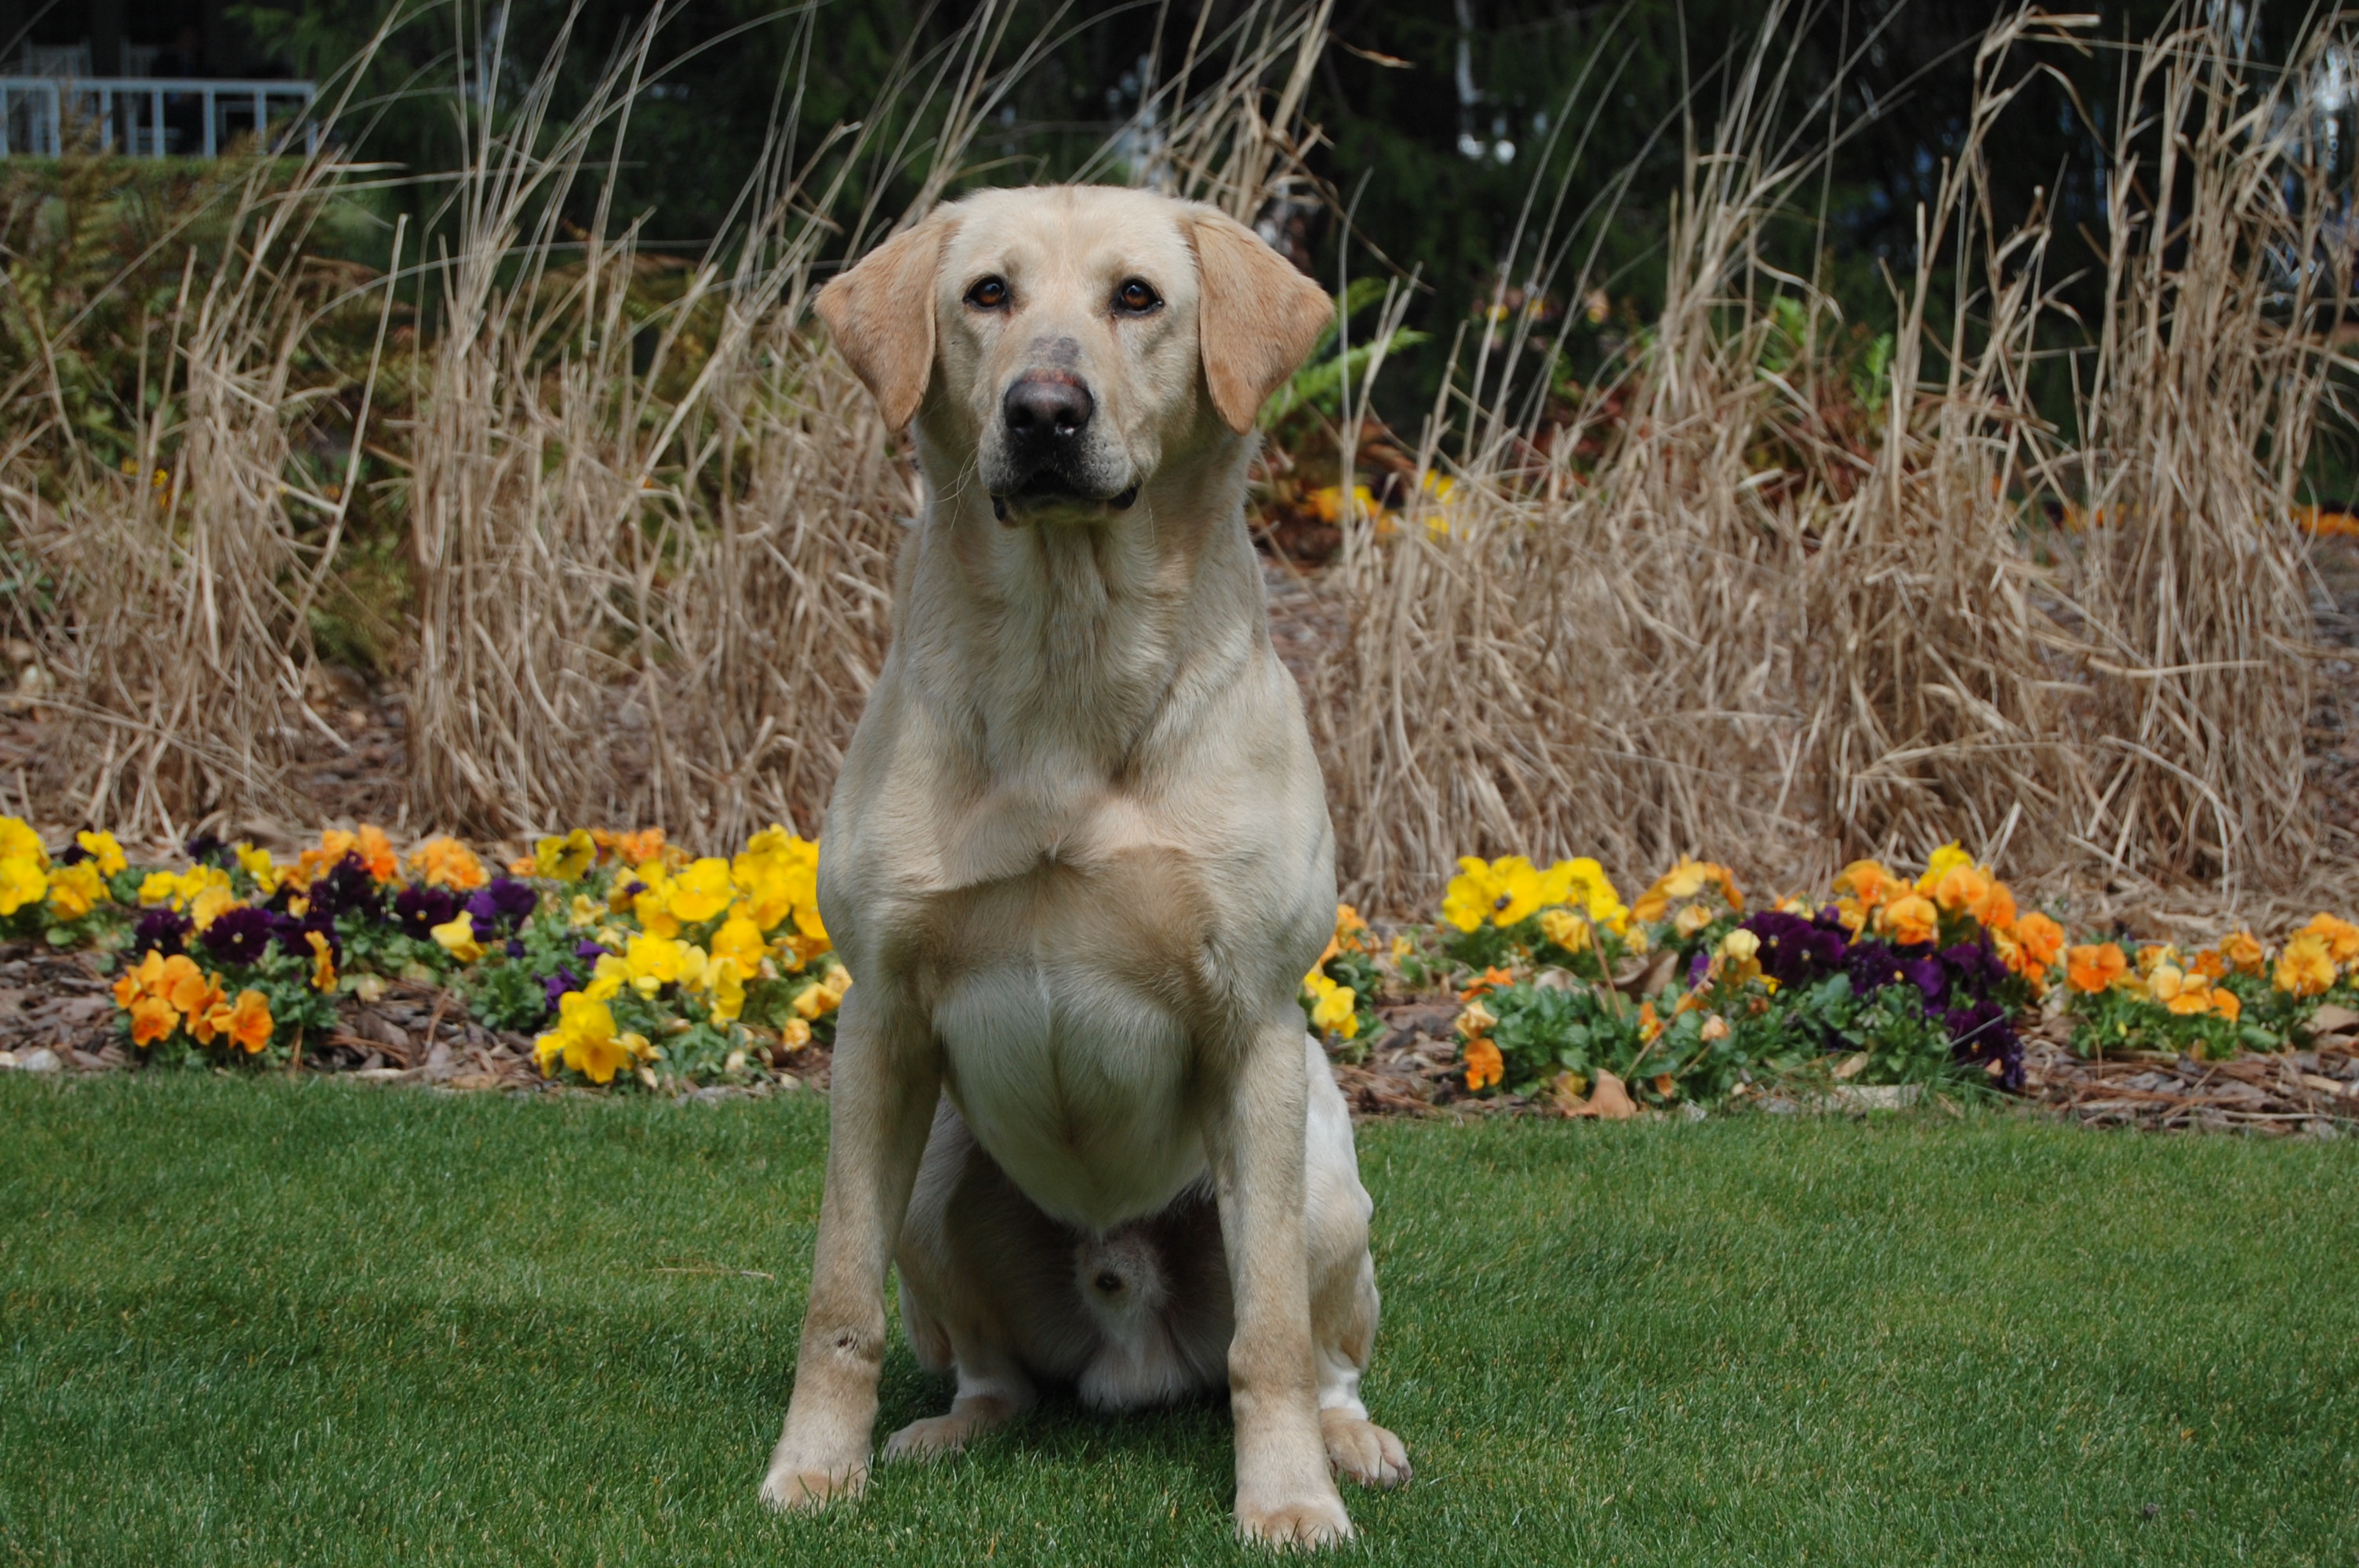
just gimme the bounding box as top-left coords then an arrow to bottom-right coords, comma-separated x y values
903,428 -> 1267,797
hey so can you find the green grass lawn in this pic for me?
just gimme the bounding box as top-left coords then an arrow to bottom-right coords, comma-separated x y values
2,1077 -> 2354,1566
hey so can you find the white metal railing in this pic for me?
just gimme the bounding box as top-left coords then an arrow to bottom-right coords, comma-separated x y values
0,78 -> 318,158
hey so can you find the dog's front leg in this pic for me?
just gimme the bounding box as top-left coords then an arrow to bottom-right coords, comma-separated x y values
762,986 -> 937,1512
1209,1017 -> 1354,1548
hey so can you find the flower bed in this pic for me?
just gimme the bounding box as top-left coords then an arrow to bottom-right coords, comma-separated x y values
0,817 -> 2354,1124
0,819 -> 842,1090
1297,848 -> 2359,1123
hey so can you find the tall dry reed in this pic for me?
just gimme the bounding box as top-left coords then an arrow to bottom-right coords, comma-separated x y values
2066,15 -> 2343,890
1316,2 -> 2341,910
6,147 -> 399,840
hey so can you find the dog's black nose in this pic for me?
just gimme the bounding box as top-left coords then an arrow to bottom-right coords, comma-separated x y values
1004,374 -> 1093,441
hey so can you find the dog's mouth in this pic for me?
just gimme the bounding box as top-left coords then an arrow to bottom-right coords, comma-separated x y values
991,474 -> 1140,523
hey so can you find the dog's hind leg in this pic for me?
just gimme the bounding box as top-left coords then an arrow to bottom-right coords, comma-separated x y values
1301,1035 -> 1412,1490
883,1337 -> 1036,1462
885,1096 -> 1078,1462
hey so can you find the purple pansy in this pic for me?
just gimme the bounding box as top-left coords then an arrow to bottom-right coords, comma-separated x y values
1741,909 -> 1850,985
542,967 -> 582,1010
133,906 -> 191,957
394,884 -> 463,940
464,877 -> 538,940
1943,999 -> 2023,1091
1845,939 -> 1910,997
200,906 -> 275,967
307,854 -> 383,921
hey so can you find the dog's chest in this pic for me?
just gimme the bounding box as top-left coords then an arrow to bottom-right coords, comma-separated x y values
910,847 -> 1221,1233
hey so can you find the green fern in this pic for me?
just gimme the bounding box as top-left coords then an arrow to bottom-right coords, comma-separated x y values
1260,277 -> 1427,429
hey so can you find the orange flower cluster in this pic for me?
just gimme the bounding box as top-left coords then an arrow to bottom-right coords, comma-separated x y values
288,825 -> 399,891
2062,917 -> 2359,1020
1630,857 -> 1743,926
111,950 -> 273,1052
408,836 -> 488,891
1837,844 -> 2058,991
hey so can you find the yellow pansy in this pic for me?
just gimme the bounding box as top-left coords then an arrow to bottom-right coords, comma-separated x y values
667,858 -> 735,924
710,913 -> 769,975
45,861 -> 104,920
732,826 -> 821,930
533,993 -> 652,1085
1537,907 -> 1591,953
629,865 -> 682,938
307,931 -> 337,992
1915,841 -> 1976,896
1307,976 -> 1358,1040
0,816 -> 45,868
707,957 -> 747,1023
76,830 -> 127,877
791,964 -> 852,1021
623,934 -> 689,996
1546,857 -> 1628,931
1440,855 -> 1547,931
233,841 -> 279,895
188,883 -> 238,932
2275,933 -> 2335,998
430,913 -> 484,964
584,953 -> 627,1002
137,865 -> 232,913
534,829 -> 596,883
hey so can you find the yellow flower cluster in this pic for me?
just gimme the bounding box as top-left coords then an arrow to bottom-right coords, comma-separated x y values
601,825 -> 828,964
1442,855 -> 1627,935
527,825 -> 845,1085
533,993 -> 654,1085
0,817 -> 50,917
138,863 -> 237,928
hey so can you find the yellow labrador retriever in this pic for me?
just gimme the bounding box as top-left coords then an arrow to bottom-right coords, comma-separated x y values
761,184 -> 1408,1546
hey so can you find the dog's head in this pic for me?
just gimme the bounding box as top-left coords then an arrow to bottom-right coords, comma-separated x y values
816,186 -> 1330,517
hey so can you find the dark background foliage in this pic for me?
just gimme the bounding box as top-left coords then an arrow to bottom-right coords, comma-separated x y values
2,0 -> 2281,417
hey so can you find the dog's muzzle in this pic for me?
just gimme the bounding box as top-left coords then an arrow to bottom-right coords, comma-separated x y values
990,372 -> 1138,519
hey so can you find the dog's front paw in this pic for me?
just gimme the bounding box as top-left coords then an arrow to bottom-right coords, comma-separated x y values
759,1452 -> 868,1512
1321,1410 -> 1411,1489
1235,1486 -> 1352,1548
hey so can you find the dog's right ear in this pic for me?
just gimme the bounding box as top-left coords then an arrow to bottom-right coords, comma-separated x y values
815,213 -> 952,431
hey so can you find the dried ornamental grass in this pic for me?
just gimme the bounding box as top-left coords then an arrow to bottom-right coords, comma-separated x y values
2066,16 -> 2342,888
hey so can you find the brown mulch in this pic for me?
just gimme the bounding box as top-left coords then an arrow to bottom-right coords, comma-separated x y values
2019,1009 -> 2359,1137
0,944 -> 127,1070
1330,1000 -> 1467,1116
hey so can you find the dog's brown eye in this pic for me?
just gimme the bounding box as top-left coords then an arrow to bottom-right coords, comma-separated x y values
1114,278 -> 1161,314
966,276 -> 1009,310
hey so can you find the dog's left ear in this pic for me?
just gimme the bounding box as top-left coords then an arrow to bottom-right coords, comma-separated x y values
816,211 -> 954,430
1188,209 -> 1331,435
